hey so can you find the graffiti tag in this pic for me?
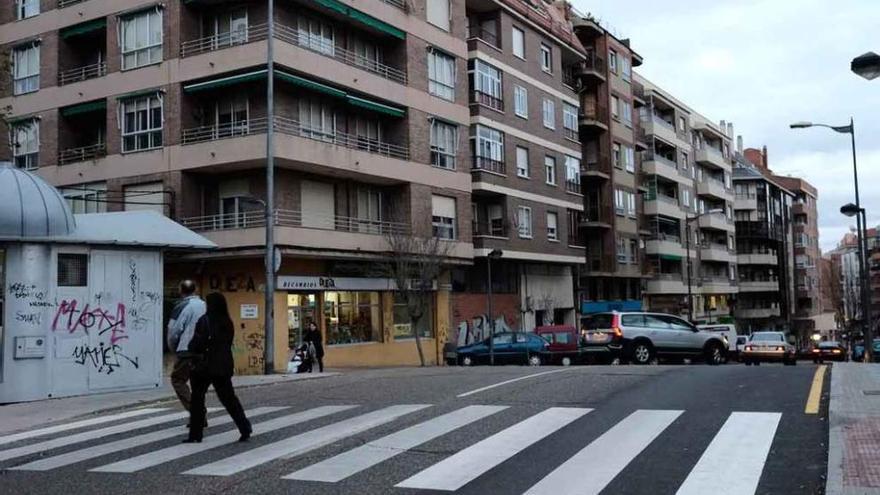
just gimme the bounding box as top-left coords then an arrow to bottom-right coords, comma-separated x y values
51,300 -> 129,345
72,342 -> 140,375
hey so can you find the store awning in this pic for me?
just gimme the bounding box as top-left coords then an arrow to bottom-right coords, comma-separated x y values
60,100 -> 106,117
60,18 -> 106,39
118,87 -> 164,100
312,0 -> 349,15
658,254 -> 683,261
277,71 -> 347,98
183,69 -> 267,93
346,95 -> 405,118
308,0 -> 405,40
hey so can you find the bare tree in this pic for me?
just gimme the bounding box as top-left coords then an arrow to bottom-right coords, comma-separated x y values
383,228 -> 453,367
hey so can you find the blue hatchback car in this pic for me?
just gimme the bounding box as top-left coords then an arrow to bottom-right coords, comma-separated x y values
853,339 -> 880,362
456,332 -> 550,366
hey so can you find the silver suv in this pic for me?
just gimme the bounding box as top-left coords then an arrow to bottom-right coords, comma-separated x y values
591,312 -> 728,365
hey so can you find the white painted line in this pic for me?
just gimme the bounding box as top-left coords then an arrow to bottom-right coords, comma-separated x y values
285,405 -> 508,482
91,405 -> 356,473
524,409 -> 683,495
12,407 -> 286,471
675,412 -> 781,495
396,407 -> 590,492
184,404 -> 431,477
0,408 -> 209,463
457,369 -> 572,398
0,408 -> 168,447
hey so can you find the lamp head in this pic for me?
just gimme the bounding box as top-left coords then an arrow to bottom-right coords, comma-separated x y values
840,203 -> 860,218
852,51 -> 880,81
790,121 -> 813,129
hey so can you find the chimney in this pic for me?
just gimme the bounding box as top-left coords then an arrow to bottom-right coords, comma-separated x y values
737,135 -> 743,153
719,119 -> 726,132
727,122 -> 733,139
762,145 -> 768,168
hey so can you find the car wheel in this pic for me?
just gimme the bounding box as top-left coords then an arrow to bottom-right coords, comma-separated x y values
631,341 -> 654,365
527,354 -> 542,367
460,355 -> 473,367
561,356 -> 572,367
755,361 -> 761,366
705,342 -> 724,366
744,360 -> 752,366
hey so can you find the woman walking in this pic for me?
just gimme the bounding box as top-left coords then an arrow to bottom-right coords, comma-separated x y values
304,321 -> 324,373
184,292 -> 252,443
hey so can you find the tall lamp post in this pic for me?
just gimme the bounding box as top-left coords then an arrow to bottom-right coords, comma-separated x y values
841,203 -> 873,361
791,120 -> 872,362
685,208 -> 724,322
486,249 -> 503,365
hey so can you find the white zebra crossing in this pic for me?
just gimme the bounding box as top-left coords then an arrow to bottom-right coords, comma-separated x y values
0,408 -> 168,447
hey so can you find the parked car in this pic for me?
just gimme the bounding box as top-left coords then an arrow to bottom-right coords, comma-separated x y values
811,341 -> 847,363
735,336 -> 749,361
456,332 -> 549,366
741,332 -> 797,365
583,312 -> 727,365
698,324 -> 738,362
579,314 -> 624,364
534,325 -> 580,366
853,339 -> 880,362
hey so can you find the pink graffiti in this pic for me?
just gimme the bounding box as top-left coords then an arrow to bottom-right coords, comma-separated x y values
51,300 -> 129,344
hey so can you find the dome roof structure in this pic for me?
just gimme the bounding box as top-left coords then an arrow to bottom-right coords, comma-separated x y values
0,164 -> 76,239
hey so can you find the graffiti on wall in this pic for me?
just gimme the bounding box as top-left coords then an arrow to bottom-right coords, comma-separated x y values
72,342 -> 140,375
454,314 -> 514,346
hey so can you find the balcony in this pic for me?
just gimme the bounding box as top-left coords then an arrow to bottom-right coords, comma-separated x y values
642,152 -> 681,183
467,25 -> 500,50
473,221 -> 507,239
182,118 -> 269,145
700,277 -> 737,294
634,126 -> 648,151
695,146 -> 728,169
698,212 -> 734,232
574,52 -> 605,85
581,154 -> 611,181
563,126 -> 579,142
700,244 -> 735,263
737,252 -> 778,265
581,203 -> 612,229
646,235 -> 685,258
735,192 -> 758,211
697,177 -> 728,200
58,62 -> 107,86
58,143 -> 106,166
580,104 -> 609,132
180,23 -> 268,58
739,280 -> 779,292
472,156 -> 506,175
585,253 -> 615,273
646,274 -> 687,294
632,81 -> 646,107
736,307 -> 781,319
644,194 -> 685,219
565,179 -> 581,195
642,115 -> 685,148
471,90 -> 504,112
183,208 -> 409,236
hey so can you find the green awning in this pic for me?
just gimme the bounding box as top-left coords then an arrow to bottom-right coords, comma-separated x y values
312,0 -> 349,15
347,9 -> 405,39
659,254 -> 683,261
277,71 -> 347,99
60,100 -> 106,117
60,18 -> 106,39
183,69 -> 267,93
346,95 -> 405,117
118,87 -> 163,100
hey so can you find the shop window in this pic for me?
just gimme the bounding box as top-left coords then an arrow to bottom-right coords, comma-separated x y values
393,294 -> 435,339
58,253 -> 88,287
287,293 -> 318,349
324,291 -> 382,345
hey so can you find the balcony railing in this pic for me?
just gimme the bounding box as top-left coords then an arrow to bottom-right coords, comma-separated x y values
563,126 -> 579,142
575,52 -> 605,76
473,221 -> 507,238
472,156 -> 505,175
643,151 -> 678,169
471,90 -> 504,111
649,114 -> 675,130
581,154 -> 611,176
650,194 -> 680,206
182,118 -> 268,145
182,211 -> 267,231
651,232 -> 681,244
565,179 -> 581,194
58,62 -> 106,86
581,104 -> 609,123
180,23 -> 268,58
275,116 -> 410,160
467,25 -> 500,48
58,0 -> 83,7
632,81 -> 646,102
58,143 -> 106,165
583,204 -> 611,224
183,209 -> 409,236
275,25 -> 407,85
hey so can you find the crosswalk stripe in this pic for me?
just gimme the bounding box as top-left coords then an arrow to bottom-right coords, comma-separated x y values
184,404 -> 432,477
396,407 -> 591,492
675,412 -> 781,495
11,407 -> 287,471
523,409 -> 683,495
0,408 -> 168,447
0,408 -> 216,463
91,405 -> 357,473
285,405 -> 509,483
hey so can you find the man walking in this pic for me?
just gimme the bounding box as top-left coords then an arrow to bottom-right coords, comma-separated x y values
167,280 -> 206,419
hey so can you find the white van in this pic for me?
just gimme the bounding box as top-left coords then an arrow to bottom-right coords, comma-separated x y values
698,324 -> 738,356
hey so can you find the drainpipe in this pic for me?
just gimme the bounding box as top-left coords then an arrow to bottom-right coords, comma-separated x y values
263,0 -> 276,374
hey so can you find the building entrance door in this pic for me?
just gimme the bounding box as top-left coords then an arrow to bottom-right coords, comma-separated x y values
287,293 -> 319,352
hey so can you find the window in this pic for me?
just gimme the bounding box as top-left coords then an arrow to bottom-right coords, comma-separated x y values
299,100 -> 336,140
514,85 -> 528,118
540,44 -> 552,73
517,206 -> 533,238
729,265 -> 736,281
473,60 -> 503,109
616,236 -> 627,262
542,98 -> 555,129
516,146 -> 530,178
629,239 -> 638,263
547,212 -> 558,240
426,0 -> 450,30
563,102 -> 578,140
724,172 -> 731,189
393,294 -> 434,339
682,188 -> 691,210
678,116 -> 686,131
61,183 -> 108,214
624,145 -> 635,173
430,119 -> 457,170
608,49 -> 618,73
11,119 -> 39,170
622,101 -> 632,127
120,8 -> 163,70
15,0 -> 39,19
627,191 -> 636,217
474,125 -> 504,170
58,254 -> 88,287
726,204 -> 733,220
681,151 -> 689,171
428,49 -> 456,101
611,95 -> 620,119
121,93 -> 164,152
621,57 -> 631,81
565,155 -> 580,187
544,155 -> 556,185
728,234 -> 735,250
432,195 -> 457,239
614,189 -> 625,215
325,291 -> 382,344
612,142 -> 622,168
12,43 -> 39,95
512,27 -> 525,59
297,16 -> 334,55
124,181 -> 167,216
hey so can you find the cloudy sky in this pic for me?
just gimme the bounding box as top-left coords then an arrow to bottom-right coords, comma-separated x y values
573,0 -> 880,252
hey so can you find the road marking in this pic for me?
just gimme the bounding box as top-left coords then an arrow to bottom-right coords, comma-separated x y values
285,405 -> 508,483
183,404 -> 431,477
0,408 -> 168,447
12,407 -> 286,471
396,407 -> 590,492
0,408 -> 213,463
524,409 -> 683,495
676,412 -> 781,495
805,365 -> 827,414
91,405 -> 356,473
456,369 -> 572,398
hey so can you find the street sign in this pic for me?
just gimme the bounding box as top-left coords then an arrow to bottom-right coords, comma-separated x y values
240,304 -> 259,320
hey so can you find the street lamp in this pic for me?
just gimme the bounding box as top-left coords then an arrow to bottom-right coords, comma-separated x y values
486,249 -> 503,365
791,120 -> 873,362
685,208 -> 724,322
852,51 -> 880,81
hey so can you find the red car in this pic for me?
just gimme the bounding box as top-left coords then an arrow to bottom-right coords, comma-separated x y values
534,325 -> 580,366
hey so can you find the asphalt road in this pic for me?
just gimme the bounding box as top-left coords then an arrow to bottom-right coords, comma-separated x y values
0,362 -> 829,495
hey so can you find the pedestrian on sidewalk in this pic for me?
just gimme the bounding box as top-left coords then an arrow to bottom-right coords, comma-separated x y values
184,292 -> 252,443
304,321 -> 324,373
167,280 -> 206,423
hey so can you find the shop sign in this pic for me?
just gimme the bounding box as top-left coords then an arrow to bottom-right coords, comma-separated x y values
240,304 -> 259,320
277,276 -> 396,291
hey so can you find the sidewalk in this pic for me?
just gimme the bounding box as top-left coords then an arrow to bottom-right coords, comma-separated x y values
828,363 -> 880,495
0,372 -> 339,436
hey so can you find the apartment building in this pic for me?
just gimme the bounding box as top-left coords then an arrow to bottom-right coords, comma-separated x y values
826,233 -> 861,329
636,76 -> 737,322
455,0 -> 587,333
732,150 -> 795,333
569,16 -> 646,315
0,0 -> 476,370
